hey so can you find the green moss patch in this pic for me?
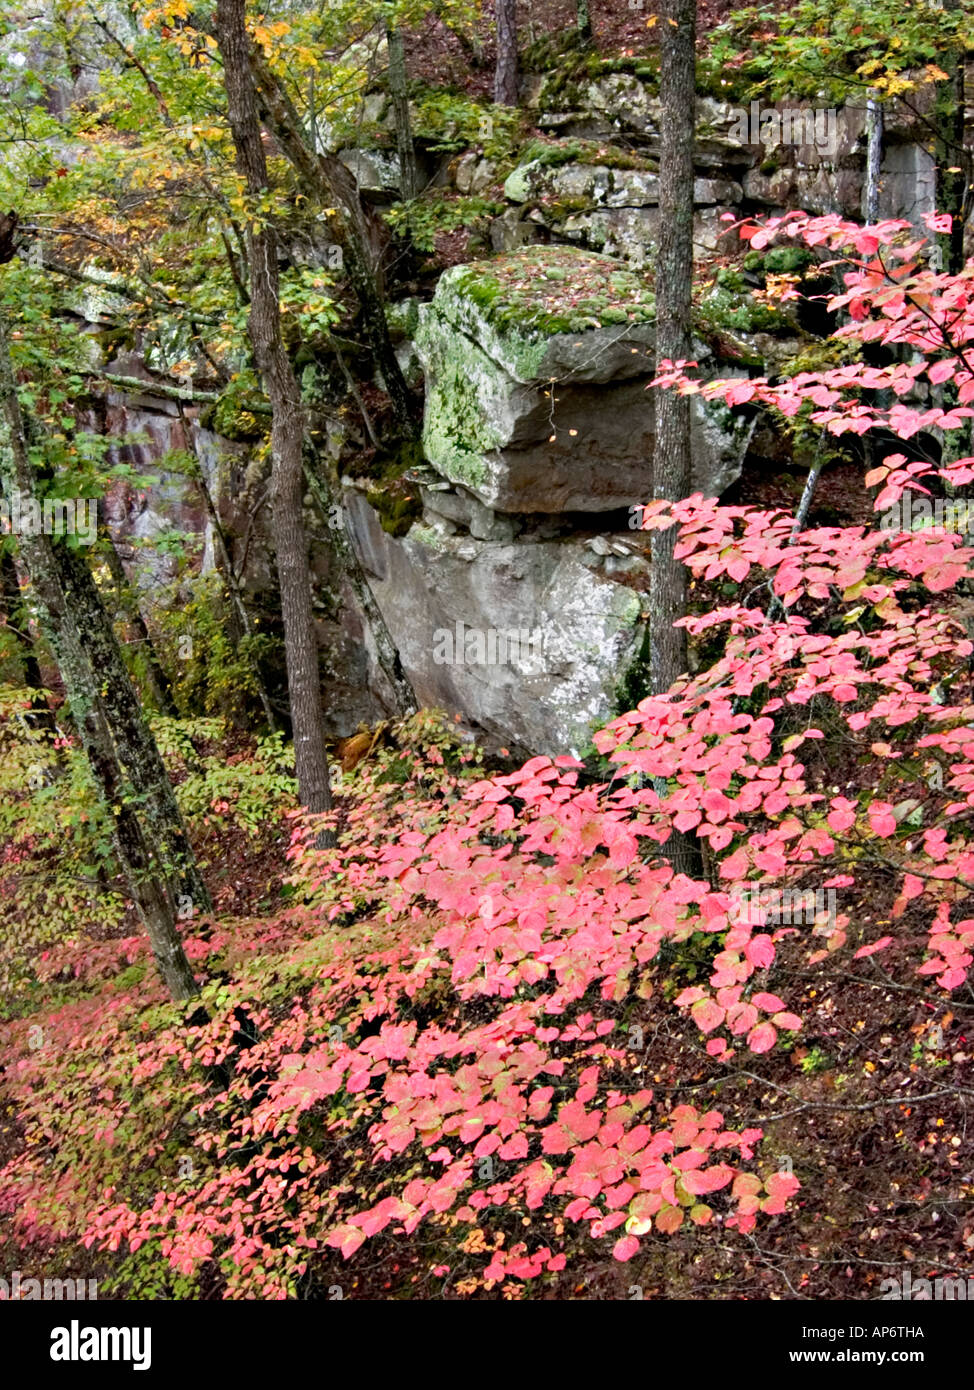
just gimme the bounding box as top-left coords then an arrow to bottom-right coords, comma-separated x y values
446,245 -> 656,341
515,136 -> 657,173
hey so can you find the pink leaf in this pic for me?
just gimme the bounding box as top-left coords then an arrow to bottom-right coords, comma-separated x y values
746,1022 -> 778,1054
854,936 -> 893,959
745,935 -> 776,969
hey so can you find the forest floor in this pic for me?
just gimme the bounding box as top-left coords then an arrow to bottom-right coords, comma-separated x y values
403,0 -> 741,97
1,738 -> 969,1300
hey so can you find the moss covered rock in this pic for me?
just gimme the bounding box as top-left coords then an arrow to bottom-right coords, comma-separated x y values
415,246 -> 659,511
344,487 -> 647,757
419,245 -> 657,384
415,244 -> 752,512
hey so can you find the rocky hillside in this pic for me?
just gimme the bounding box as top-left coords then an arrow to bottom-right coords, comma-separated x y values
68,33 -> 966,753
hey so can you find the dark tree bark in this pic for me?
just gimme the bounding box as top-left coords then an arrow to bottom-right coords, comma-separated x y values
494,0 -> 518,106
650,0 -> 695,700
0,310 -> 200,1000
215,0 -> 334,827
50,538 -> 211,912
385,15 -> 421,200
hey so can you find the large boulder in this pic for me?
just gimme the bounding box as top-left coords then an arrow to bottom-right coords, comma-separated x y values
344,487 -> 647,756
414,245 -> 751,512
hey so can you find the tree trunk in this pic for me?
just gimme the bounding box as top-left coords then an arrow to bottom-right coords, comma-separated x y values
576,0 -> 592,44
385,16 -> 421,200
50,538 -> 212,913
648,0 -> 700,880
862,92 -> 885,493
215,0 -> 334,829
0,309 -> 200,1000
494,0 -> 518,106
98,514 -> 179,718
78,692 -> 201,1001
650,0 -> 695,699
863,92 -> 883,225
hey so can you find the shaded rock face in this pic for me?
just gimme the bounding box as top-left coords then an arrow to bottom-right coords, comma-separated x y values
345,488 -> 646,757
338,147 -> 401,197
94,372 -> 389,737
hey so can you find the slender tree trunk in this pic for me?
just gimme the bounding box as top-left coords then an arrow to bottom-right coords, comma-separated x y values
9,403 -> 211,914
650,0 -> 695,698
864,92 -> 883,225
862,92 -> 885,492
98,515 -> 179,718
250,54 -> 417,439
78,692 -> 201,1000
215,0 -> 334,828
0,309 -> 200,999
494,0 -> 518,106
50,538 -> 212,912
385,15 -> 421,200
648,0 -> 699,879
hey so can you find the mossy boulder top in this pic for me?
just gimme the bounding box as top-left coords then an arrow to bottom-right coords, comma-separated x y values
419,245 -> 657,386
